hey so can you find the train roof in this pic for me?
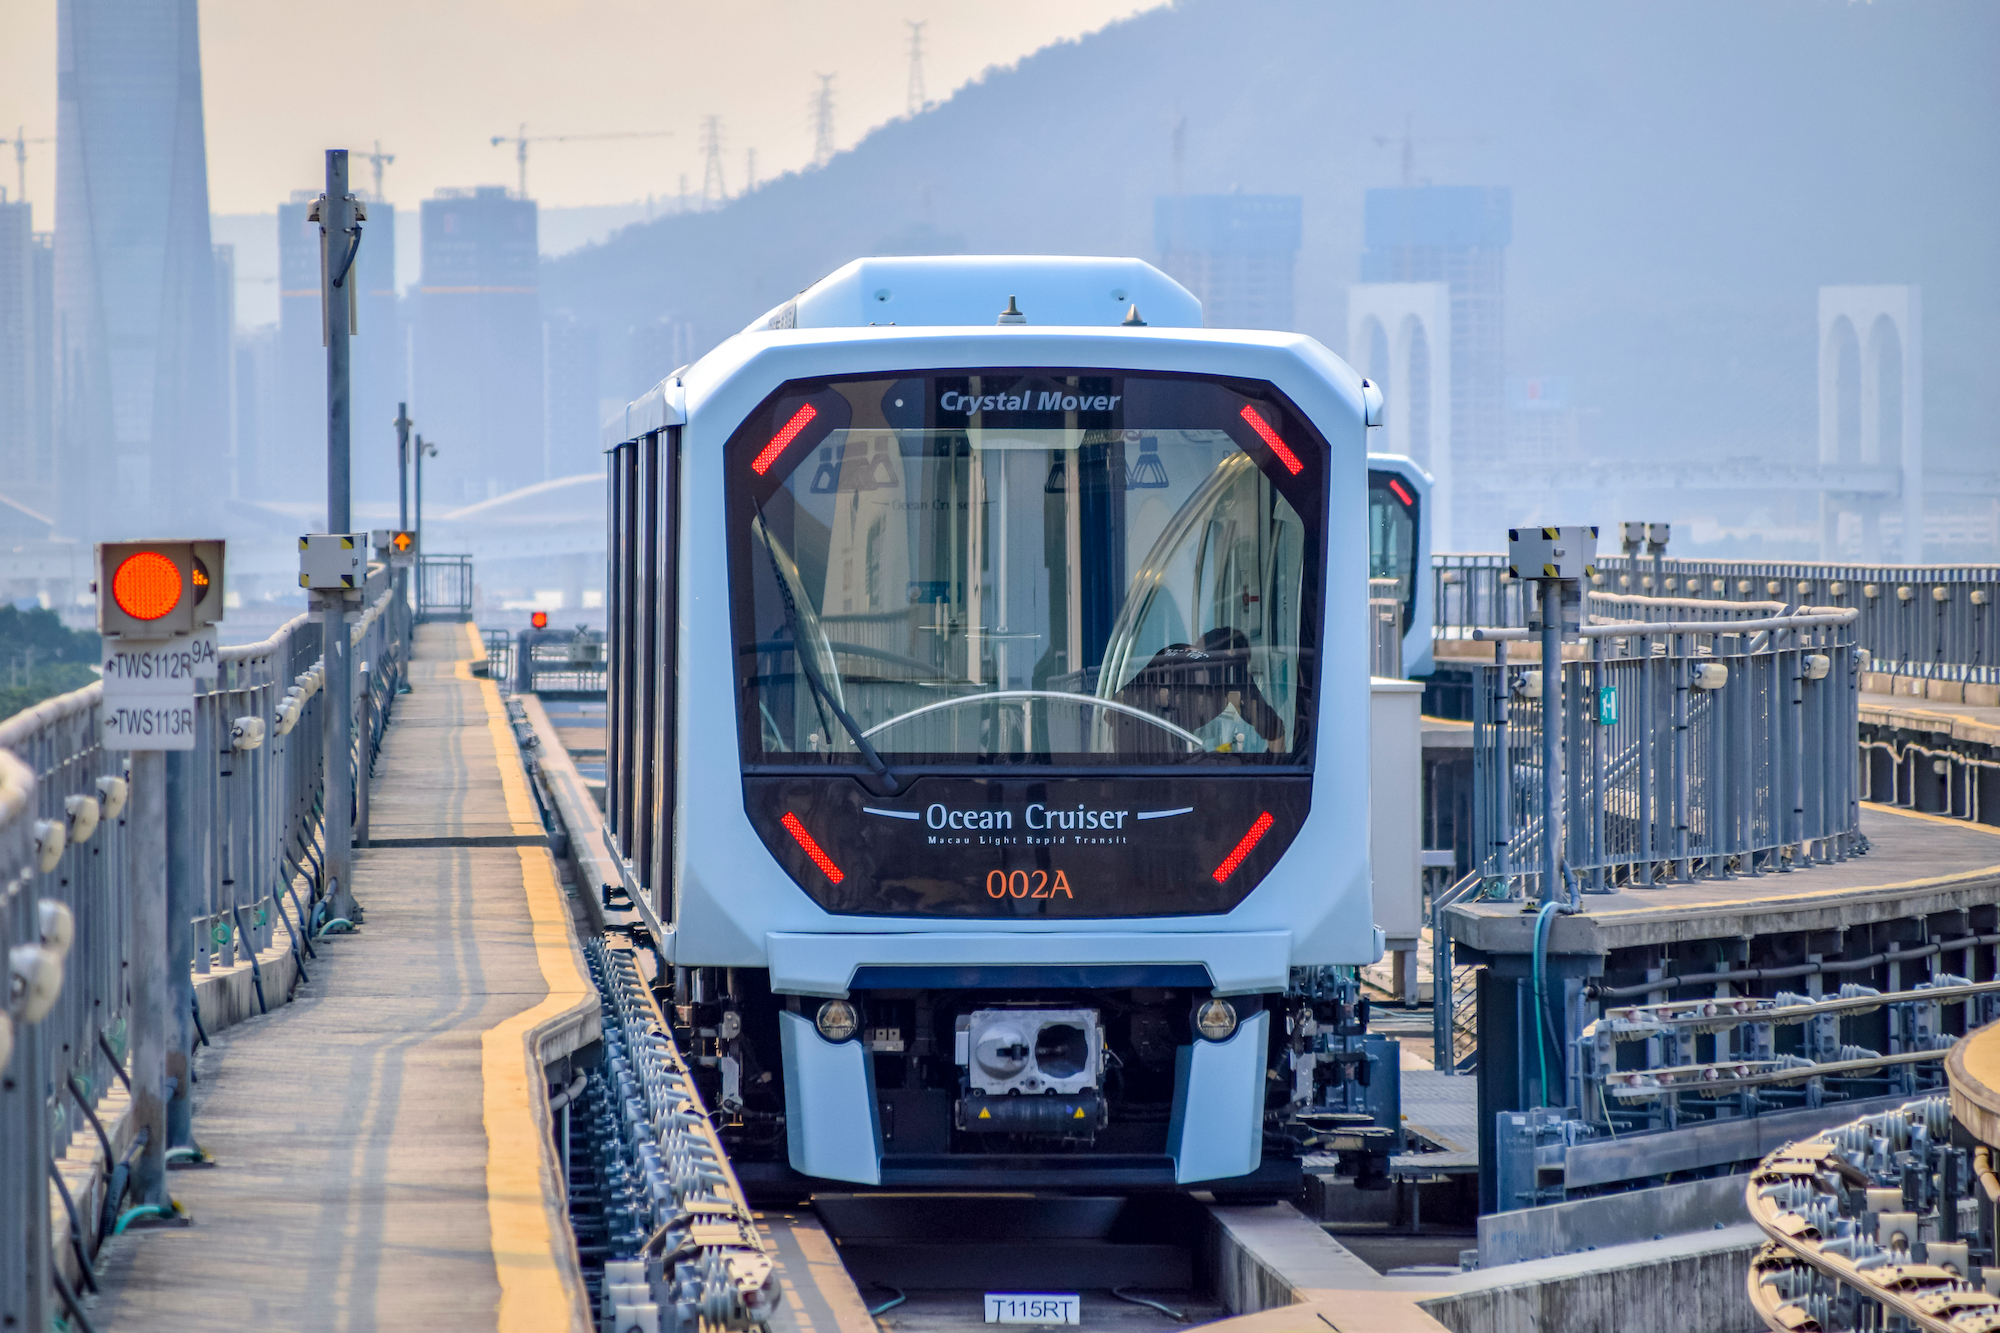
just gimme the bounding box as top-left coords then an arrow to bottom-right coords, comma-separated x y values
741,256 -> 1204,335
606,323 -> 1377,449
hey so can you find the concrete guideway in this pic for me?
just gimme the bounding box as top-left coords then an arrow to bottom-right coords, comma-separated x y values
88,623 -> 597,1331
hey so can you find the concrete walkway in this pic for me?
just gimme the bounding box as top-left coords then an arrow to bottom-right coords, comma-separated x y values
91,623 -> 594,1333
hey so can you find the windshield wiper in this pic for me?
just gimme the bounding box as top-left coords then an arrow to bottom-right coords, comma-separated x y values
752,503 -> 903,793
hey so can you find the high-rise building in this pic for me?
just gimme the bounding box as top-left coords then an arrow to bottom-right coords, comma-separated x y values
415,186 -> 541,504
1360,187 -> 1511,478
1154,194 -> 1303,331
53,0 -> 227,541
543,312 -> 599,480
0,199 -> 55,516
277,189 -> 400,509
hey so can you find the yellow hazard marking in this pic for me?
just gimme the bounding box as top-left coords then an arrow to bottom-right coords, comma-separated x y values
459,653 -> 544,835
481,846 -> 596,1331
1543,564 -> 1559,577
1073,1107 -> 1086,1119
1542,527 -> 1559,539
979,1106 -> 991,1119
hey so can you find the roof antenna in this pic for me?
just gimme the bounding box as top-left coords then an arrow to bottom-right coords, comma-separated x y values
1122,304 -> 1147,327
997,296 -> 1026,325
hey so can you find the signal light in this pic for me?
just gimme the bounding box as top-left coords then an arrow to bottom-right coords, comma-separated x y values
1389,478 -> 1414,507
1211,811 -> 1275,883
781,811 -> 844,884
530,611 -> 549,629
112,551 -> 183,621
391,530 -> 414,553
751,403 -> 819,476
97,540 -> 226,638
1238,406 -> 1303,476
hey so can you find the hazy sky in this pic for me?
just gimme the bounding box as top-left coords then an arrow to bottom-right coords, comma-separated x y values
0,0 -> 1163,219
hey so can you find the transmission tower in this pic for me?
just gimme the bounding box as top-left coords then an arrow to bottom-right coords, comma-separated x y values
701,116 -> 726,206
810,74 -> 837,168
906,21 -> 927,116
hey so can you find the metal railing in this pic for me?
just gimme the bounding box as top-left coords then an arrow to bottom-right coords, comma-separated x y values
1467,598 -> 1864,898
0,578 -> 410,1330
506,627 -> 606,697
1434,553 -> 1998,684
418,553 -> 474,622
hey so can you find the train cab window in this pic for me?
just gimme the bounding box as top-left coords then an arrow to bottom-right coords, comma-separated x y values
728,370 -> 1327,768
1367,470 -> 1420,636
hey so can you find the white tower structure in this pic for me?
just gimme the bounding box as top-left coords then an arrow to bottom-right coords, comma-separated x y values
1350,282 -> 1453,546
1819,285 -> 1922,562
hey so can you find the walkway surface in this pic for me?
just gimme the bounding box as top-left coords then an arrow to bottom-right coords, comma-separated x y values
1450,802 -> 2000,953
92,622 -> 595,1333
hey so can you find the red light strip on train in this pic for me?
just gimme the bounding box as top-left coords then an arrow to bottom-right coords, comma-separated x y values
781,812 -> 845,884
1389,478 -> 1414,507
751,403 -> 819,475
1238,406 -> 1303,475
1211,811 -> 1276,883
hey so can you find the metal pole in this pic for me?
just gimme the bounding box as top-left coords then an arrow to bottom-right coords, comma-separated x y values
395,402 -> 411,531
165,745 -> 198,1151
127,749 -> 170,1207
1539,582 -> 1562,906
322,148 -> 357,922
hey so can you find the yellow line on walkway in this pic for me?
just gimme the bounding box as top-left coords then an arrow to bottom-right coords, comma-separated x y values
1860,800 -> 2000,836
481,846 -> 595,1333
462,621 -> 485,659
457,658 -> 547,834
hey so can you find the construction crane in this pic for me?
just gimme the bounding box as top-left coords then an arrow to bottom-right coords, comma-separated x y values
489,125 -> 675,199
4,127 -> 53,206
363,140 -> 395,200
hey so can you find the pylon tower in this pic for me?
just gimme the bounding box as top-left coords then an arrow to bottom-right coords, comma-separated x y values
811,74 -> 836,168
701,116 -> 726,206
906,21 -> 927,116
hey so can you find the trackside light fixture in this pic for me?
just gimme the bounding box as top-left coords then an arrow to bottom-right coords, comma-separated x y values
1238,405 -> 1303,476
113,551 -> 182,621
752,403 -> 819,476
781,811 -> 844,884
1211,811 -> 1275,883
96,540 -> 226,639
816,999 -> 859,1042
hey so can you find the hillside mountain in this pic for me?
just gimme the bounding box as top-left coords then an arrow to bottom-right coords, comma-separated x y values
541,0 -> 1998,468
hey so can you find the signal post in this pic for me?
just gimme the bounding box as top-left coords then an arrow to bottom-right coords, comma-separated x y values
310,149 -> 366,923
97,540 -> 224,1213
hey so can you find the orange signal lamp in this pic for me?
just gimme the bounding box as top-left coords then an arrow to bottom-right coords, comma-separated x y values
530,611 -> 549,629
112,551 -> 184,621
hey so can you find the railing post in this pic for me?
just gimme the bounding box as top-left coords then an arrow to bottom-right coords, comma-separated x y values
127,748 -> 171,1209
1672,631 -> 1690,880
166,743 -> 199,1151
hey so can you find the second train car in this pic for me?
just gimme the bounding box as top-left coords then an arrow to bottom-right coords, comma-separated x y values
603,255 -> 1384,1195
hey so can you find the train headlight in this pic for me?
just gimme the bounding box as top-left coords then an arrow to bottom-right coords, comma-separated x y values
1194,998 -> 1238,1042
815,999 -> 859,1043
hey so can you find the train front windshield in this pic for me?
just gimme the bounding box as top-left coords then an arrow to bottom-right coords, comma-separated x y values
729,371 -> 1327,770
1367,469 -> 1420,635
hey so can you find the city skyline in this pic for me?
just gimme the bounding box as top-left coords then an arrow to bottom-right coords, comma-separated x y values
0,0 -> 1164,218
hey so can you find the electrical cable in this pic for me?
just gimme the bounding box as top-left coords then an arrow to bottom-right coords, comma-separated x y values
867,1284 -> 906,1317
330,224 -> 362,288
48,1159 -> 100,1286
1532,899 -> 1562,1105
68,1076 -> 114,1167
52,1263 -> 100,1333
1112,1289 -> 1185,1321
95,1029 -> 132,1094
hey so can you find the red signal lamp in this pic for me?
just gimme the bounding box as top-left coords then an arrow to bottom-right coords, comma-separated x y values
530,611 -> 549,629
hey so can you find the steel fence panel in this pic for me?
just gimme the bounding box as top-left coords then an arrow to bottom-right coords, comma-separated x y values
0,583 -> 409,1319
